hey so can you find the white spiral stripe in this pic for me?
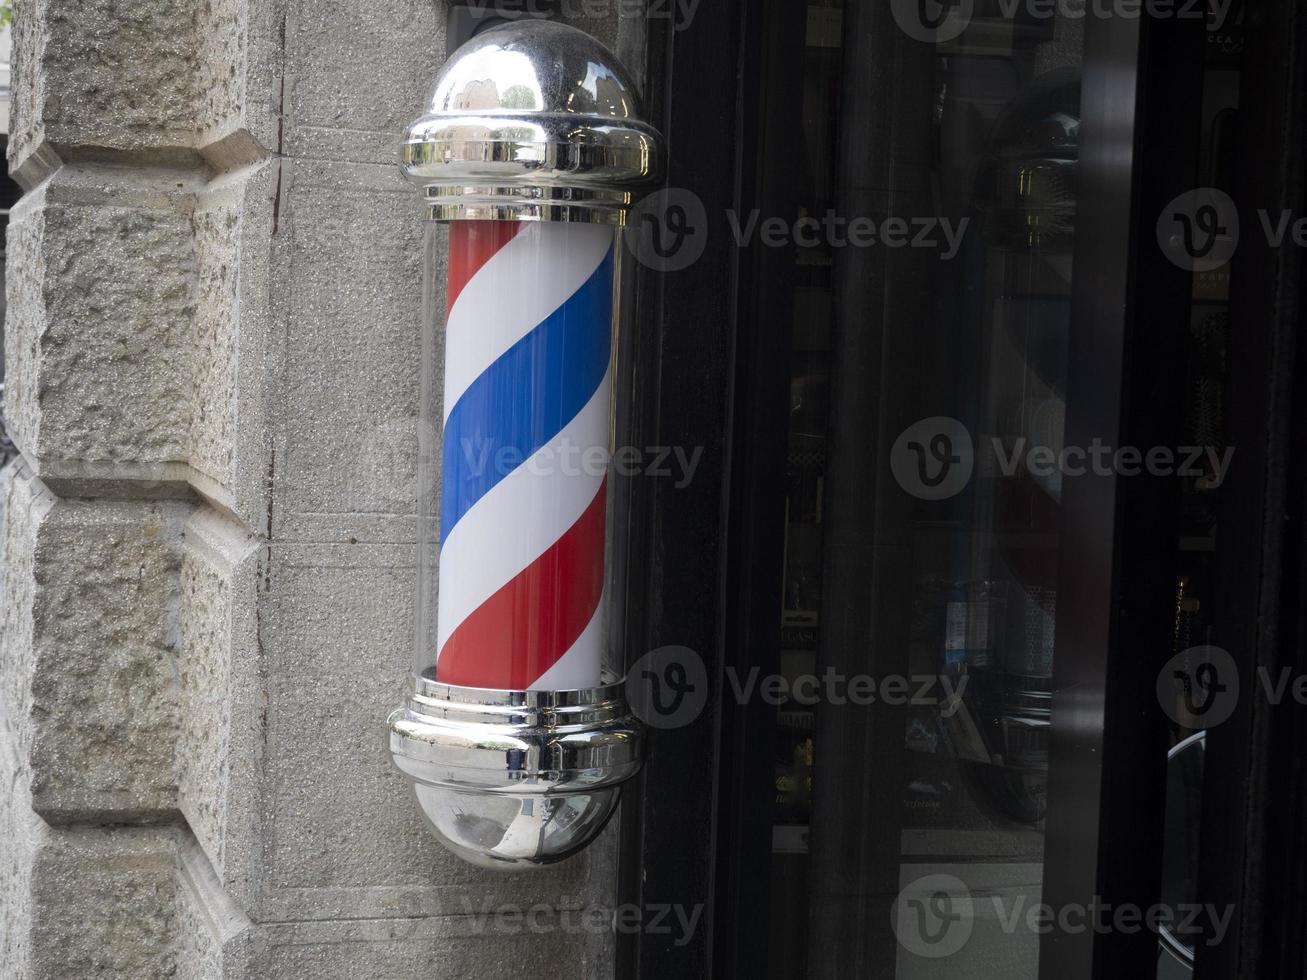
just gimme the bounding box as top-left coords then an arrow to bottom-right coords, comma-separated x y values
436,368 -> 611,655
529,601 -> 605,692
443,222 -> 613,424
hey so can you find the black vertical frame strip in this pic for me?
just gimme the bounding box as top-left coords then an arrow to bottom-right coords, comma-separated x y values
1039,9 -> 1202,979
803,4 -> 937,975
616,1 -> 747,977
710,0 -> 808,977
1196,0 -> 1307,976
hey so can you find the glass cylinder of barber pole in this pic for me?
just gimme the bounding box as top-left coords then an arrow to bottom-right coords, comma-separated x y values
427,219 -> 616,691
389,20 -> 663,869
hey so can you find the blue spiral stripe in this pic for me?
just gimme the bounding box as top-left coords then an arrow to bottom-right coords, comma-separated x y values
440,245 -> 614,542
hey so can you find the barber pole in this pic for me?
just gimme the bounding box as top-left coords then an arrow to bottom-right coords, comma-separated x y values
389,19 -> 662,867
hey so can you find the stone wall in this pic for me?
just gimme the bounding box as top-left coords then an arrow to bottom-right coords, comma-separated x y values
0,2 -> 634,976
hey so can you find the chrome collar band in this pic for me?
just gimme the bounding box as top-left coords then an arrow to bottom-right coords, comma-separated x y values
418,184 -> 634,225
387,671 -> 643,869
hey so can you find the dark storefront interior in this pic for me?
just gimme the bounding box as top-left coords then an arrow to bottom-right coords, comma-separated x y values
616,0 -> 1307,977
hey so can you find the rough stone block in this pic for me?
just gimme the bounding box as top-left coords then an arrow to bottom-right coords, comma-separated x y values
176,506 -> 261,894
258,541 -> 438,912
267,158 -> 426,544
194,0 -> 281,164
173,861 -> 616,980
0,704 -> 42,978
10,0 -> 197,179
28,826 -> 182,980
275,0 -> 639,167
0,460 -> 190,821
7,0 -> 265,181
0,714 -> 186,980
174,839 -> 254,980
188,156 -> 429,538
253,915 -> 605,980
281,0 -> 445,165
189,161 -> 278,523
0,461 -> 50,772
3,167 -> 201,493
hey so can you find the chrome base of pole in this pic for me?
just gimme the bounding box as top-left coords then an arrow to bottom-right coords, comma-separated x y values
386,670 -> 643,869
